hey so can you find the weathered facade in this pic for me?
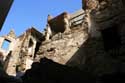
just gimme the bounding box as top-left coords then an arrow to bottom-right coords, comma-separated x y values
36,0 -> 125,76
0,27 -> 43,76
80,0 -> 125,74
35,9 -> 87,65
0,9 -> 86,76
0,0 -> 125,77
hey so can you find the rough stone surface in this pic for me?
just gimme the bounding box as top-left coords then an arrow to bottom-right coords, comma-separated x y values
0,0 -> 125,82
36,26 -> 88,65
0,27 -> 43,76
34,0 -> 125,76
80,0 -> 125,75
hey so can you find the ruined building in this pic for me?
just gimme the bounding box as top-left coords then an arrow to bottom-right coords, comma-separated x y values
0,0 -> 125,77
35,0 -> 125,75
0,28 -> 43,76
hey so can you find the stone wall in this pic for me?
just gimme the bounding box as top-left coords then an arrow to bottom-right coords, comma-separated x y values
80,0 -> 125,75
0,0 -> 125,77
36,25 -> 88,64
35,0 -> 125,76
0,28 -> 43,76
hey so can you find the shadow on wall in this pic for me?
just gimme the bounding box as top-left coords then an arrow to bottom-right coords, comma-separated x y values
21,57 -> 125,83
66,37 -> 108,73
1,57 -> 125,83
66,22 -> 123,75
22,57 -> 95,83
21,21 -> 125,82
66,34 -> 123,76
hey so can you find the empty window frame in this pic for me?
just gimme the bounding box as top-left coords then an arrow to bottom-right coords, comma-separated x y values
2,39 -> 10,50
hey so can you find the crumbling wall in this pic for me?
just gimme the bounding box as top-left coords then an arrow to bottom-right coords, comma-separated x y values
0,30 -> 23,76
78,0 -> 125,75
35,0 -> 125,76
0,28 -> 43,76
5,40 -> 22,76
36,25 -> 88,64
0,0 -> 125,77
14,28 -> 43,76
84,0 -> 125,53
48,12 -> 70,33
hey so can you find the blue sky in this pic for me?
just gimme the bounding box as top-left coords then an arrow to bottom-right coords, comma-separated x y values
0,0 -> 82,36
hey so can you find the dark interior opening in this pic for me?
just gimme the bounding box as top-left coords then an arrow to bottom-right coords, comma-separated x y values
2,39 -> 10,50
47,48 -> 55,52
34,42 -> 41,58
28,39 -> 34,48
122,0 -> 125,5
101,25 -> 121,52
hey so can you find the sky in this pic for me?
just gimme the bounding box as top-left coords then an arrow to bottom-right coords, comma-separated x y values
0,0 -> 82,37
